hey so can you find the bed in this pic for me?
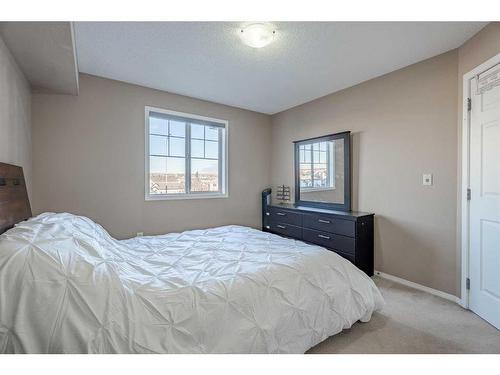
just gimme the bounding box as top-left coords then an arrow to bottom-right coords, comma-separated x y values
0,162 -> 384,353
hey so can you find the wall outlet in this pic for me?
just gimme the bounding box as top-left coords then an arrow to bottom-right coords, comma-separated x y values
422,174 -> 433,186
136,232 -> 144,237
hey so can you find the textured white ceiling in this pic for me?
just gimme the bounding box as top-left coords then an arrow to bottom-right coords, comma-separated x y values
74,22 -> 486,114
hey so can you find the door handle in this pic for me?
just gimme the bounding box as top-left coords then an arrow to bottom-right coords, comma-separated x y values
318,234 -> 330,240
276,212 -> 287,216
318,219 -> 330,224
277,225 -> 286,229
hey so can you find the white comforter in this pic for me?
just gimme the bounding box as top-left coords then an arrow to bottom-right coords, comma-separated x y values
0,213 -> 383,353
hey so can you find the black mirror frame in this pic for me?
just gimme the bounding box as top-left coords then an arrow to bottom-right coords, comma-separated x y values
294,131 -> 351,212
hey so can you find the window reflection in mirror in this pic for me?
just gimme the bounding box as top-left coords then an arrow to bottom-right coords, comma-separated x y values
299,138 -> 344,204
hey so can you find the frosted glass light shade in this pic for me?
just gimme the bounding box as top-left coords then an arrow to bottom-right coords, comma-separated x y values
239,23 -> 276,48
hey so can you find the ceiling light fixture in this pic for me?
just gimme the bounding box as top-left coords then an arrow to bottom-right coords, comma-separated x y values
239,23 -> 276,49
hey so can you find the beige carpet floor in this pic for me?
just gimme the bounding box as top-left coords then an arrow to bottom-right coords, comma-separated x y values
308,276 -> 500,354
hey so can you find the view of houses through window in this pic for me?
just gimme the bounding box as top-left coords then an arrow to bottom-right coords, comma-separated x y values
147,109 -> 226,198
299,141 -> 334,190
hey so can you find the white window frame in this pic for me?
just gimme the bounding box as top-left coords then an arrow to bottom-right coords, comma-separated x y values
145,106 -> 228,201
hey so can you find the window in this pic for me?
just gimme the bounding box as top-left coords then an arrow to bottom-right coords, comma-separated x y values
145,107 -> 227,200
299,141 -> 335,191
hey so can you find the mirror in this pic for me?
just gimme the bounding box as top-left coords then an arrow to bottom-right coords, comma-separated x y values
294,131 -> 351,211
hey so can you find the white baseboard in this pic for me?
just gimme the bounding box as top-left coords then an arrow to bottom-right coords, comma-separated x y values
374,270 -> 461,304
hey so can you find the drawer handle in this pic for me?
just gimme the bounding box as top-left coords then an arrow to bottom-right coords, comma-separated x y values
318,219 -> 330,224
318,234 -> 330,240
277,225 -> 286,229
276,212 -> 287,216
266,212 -> 270,216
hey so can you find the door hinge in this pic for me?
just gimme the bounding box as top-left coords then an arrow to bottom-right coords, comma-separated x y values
466,278 -> 470,290
467,98 -> 472,111
467,188 -> 471,201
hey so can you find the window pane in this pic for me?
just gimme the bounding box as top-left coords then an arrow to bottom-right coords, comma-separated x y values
313,151 -> 321,163
150,156 -> 167,195
319,142 -> 327,151
319,151 -> 327,163
166,157 -> 185,194
300,178 -> 312,188
169,120 -> 186,137
205,126 -> 219,141
299,149 -> 305,163
150,117 -> 168,135
191,159 -> 218,192
191,123 -> 205,139
312,143 -> 320,151
150,176 -> 166,195
304,150 -> 311,163
150,135 -> 168,156
314,164 -> 328,187
191,139 -> 204,158
169,137 -> 185,157
205,140 -> 218,159
150,156 -> 167,173
300,163 -> 312,188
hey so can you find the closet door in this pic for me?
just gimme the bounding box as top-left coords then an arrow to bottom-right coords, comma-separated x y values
469,65 -> 500,330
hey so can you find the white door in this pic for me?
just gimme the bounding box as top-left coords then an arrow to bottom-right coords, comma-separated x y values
469,64 -> 500,330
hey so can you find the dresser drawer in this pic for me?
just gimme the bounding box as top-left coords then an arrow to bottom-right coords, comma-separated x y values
303,214 -> 355,237
268,207 -> 302,226
269,222 -> 302,239
302,228 -> 355,255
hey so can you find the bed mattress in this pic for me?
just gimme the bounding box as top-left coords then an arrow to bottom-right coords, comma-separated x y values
0,212 -> 384,353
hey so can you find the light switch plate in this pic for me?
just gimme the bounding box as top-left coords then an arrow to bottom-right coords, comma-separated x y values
423,173 -> 433,186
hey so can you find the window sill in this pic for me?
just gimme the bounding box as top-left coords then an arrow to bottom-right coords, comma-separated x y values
145,192 -> 229,201
301,187 -> 336,193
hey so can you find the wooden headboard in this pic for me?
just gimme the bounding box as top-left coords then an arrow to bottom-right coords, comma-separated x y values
0,162 -> 32,235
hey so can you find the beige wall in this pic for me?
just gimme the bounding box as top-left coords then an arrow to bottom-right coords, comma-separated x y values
32,74 -> 271,239
0,36 -> 32,199
458,23 -> 500,78
455,22 -> 500,294
271,50 -> 459,295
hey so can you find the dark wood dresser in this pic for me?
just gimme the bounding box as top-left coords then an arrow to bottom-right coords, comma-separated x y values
262,190 -> 374,276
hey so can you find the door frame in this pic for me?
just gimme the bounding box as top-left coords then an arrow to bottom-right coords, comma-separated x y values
460,52 -> 500,309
